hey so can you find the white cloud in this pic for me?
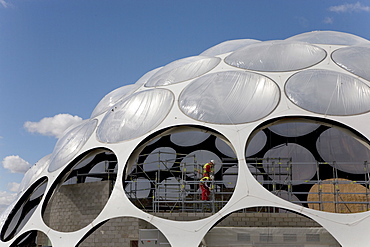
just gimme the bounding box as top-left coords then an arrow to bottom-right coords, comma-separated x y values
0,190 -> 17,214
0,0 -> 10,8
8,182 -> 20,193
0,191 -> 16,204
323,17 -> 334,24
24,113 -> 83,138
329,2 -> 370,13
2,155 -> 30,174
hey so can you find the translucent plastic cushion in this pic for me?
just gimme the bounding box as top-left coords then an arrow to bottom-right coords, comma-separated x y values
19,154 -> 51,192
48,120 -> 97,172
91,84 -> 141,118
316,128 -> 370,174
246,131 -> 267,157
286,31 -> 370,45
170,131 -> 210,147
285,69 -> 370,116
143,147 -> 176,171
269,122 -> 320,137
332,45 -> 370,82
97,89 -> 174,143
215,138 -> 236,158
145,56 -> 220,87
125,178 -> 151,198
225,41 -> 326,72
157,177 -> 190,200
135,67 -> 162,85
179,71 -> 280,124
199,39 -> 260,56
263,143 -> 316,185
180,150 -> 221,177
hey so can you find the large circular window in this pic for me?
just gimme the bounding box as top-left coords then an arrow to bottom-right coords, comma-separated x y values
43,148 -> 117,232
123,126 -> 237,219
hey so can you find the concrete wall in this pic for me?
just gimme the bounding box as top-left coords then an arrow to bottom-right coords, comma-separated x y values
43,180 -> 111,232
149,212 -> 320,227
78,217 -> 144,247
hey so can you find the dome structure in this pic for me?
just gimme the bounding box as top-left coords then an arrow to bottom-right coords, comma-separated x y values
2,31 -> 370,247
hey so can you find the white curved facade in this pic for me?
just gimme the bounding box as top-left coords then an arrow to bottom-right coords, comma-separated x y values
2,31 -> 370,247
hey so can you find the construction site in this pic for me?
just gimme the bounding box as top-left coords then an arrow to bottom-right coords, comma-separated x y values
40,145 -> 358,246
5,122 -> 368,247
124,154 -> 370,215
3,31 -> 370,247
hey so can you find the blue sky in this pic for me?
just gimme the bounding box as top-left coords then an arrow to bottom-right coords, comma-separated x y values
0,0 -> 369,212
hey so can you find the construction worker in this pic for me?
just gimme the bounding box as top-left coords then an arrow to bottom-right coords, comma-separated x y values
199,176 -> 211,201
203,160 -> 214,177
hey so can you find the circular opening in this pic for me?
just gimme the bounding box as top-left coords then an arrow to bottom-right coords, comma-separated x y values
245,117 -> 370,213
1,177 -> 48,242
76,216 -> 170,247
123,126 -> 237,219
9,230 -> 51,247
42,148 -> 117,232
201,207 -> 341,246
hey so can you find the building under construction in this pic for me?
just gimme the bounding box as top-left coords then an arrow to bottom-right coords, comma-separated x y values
2,31 -> 370,247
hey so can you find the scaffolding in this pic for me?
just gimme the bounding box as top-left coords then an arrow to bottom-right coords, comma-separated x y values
123,152 -> 370,214
247,158 -> 370,213
124,151 -> 239,213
